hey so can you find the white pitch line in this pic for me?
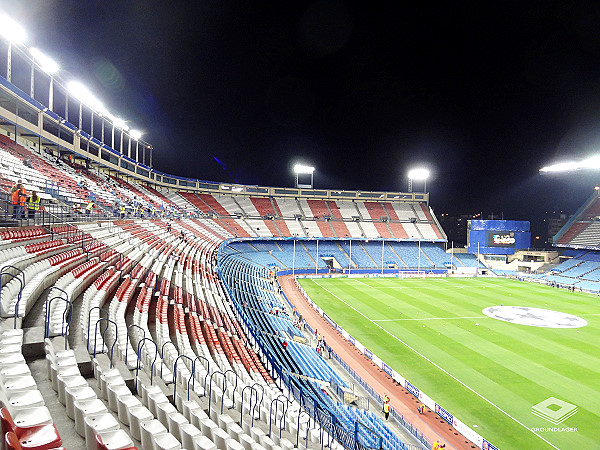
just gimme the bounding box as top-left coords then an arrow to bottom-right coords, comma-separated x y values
313,280 -> 561,450
373,316 -> 486,322
355,279 -> 374,289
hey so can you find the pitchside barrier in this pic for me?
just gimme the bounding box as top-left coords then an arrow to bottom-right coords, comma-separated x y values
295,276 -> 501,450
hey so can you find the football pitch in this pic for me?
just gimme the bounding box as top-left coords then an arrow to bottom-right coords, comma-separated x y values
298,277 -> 600,450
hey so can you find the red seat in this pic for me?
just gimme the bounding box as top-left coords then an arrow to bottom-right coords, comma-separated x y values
0,408 -> 62,450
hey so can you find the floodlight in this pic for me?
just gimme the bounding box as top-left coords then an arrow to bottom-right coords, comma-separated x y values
581,155 -> 600,169
67,81 -> 105,112
407,168 -> 430,180
293,164 -> 315,174
0,15 -> 26,44
29,47 -> 59,74
113,117 -> 129,131
539,161 -> 579,173
130,129 -> 142,140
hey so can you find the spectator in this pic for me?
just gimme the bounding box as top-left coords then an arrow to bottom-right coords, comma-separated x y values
11,183 -> 27,219
10,179 -> 22,194
26,190 -> 41,220
86,201 -> 95,216
282,340 -> 288,351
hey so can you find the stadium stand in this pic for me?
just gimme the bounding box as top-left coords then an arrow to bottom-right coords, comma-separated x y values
0,33 -> 470,449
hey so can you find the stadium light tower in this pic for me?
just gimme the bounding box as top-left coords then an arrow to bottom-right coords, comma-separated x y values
0,14 -> 27,83
294,164 -> 315,189
407,168 -> 430,193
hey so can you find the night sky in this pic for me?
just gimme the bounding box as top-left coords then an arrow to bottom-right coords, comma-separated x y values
3,1 -> 600,240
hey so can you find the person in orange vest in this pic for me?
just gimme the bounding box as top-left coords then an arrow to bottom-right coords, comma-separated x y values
432,440 -> 440,450
11,183 -> 27,219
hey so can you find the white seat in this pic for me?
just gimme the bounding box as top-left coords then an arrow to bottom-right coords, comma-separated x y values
239,433 -> 255,450
189,406 -> 208,429
250,427 -> 265,444
0,352 -> 25,366
140,418 -> 167,450
57,373 -> 87,405
96,428 -> 136,450
259,435 -> 277,450
74,398 -> 108,437
148,389 -> 170,417
84,413 -> 120,450
278,438 -> 294,450
117,394 -> 141,425
199,417 -> 218,442
212,427 -> 230,449
167,411 -> 188,441
0,362 -> 30,378
5,389 -> 45,410
153,432 -> 182,450
1,374 -> 36,392
100,371 -> 126,400
179,422 -> 201,450
194,434 -> 217,450
107,383 -> 131,412
156,400 -> 178,427
127,405 -> 153,440
65,385 -> 97,419
11,406 -> 53,428
227,422 -> 244,441
225,438 -> 245,450
51,364 -> 80,391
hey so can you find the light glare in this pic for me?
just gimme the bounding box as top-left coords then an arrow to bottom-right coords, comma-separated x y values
408,168 -> 430,180
67,81 -> 105,113
293,164 -> 315,174
539,161 -> 581,173
113,118 -> 129,131
29,47 -> 59,74
130,129 -> 142,140
0,15 -> 26,44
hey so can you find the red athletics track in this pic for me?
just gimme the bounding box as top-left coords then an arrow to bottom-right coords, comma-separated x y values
279,275 -> 478,450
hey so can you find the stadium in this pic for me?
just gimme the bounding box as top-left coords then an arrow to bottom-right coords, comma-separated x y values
0,5 -> 598,450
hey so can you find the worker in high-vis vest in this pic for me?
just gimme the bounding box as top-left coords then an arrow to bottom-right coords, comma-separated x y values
383,400 -> 390,420
86,201 -> 95,216
11,183 -> 27,219
26,191 -> 41,220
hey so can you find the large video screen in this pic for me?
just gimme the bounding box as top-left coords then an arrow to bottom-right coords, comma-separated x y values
467,220 -> 530,255
487,231 -> 516,247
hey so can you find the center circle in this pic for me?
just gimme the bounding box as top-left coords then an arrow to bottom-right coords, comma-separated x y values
482,306 -> 587,328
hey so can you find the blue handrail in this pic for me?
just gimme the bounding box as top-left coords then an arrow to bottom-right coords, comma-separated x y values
125,323 -> 145,366
0,266 -> 25,329
207,370 -> 226,417
158,341 -> 177,380
86,306 -> 108,352
269,397 -> 287,439
136,337 -> 157,388
223,369 -> 238,410
240,385 -> 259,429
92,317 -> 117,367
172,354 -> 195,403
45,295 -> 73,350
192,354 -> 210,393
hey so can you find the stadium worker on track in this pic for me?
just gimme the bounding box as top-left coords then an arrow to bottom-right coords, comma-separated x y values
383,399 -> 390,420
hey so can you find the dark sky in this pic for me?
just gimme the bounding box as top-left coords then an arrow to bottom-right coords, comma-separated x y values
3,1 -> 600,233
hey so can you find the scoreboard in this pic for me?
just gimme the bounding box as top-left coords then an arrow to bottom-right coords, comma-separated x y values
468,220 -> 530,255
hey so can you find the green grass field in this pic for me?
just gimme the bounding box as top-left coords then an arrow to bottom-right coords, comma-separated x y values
298,277 -> 600,450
